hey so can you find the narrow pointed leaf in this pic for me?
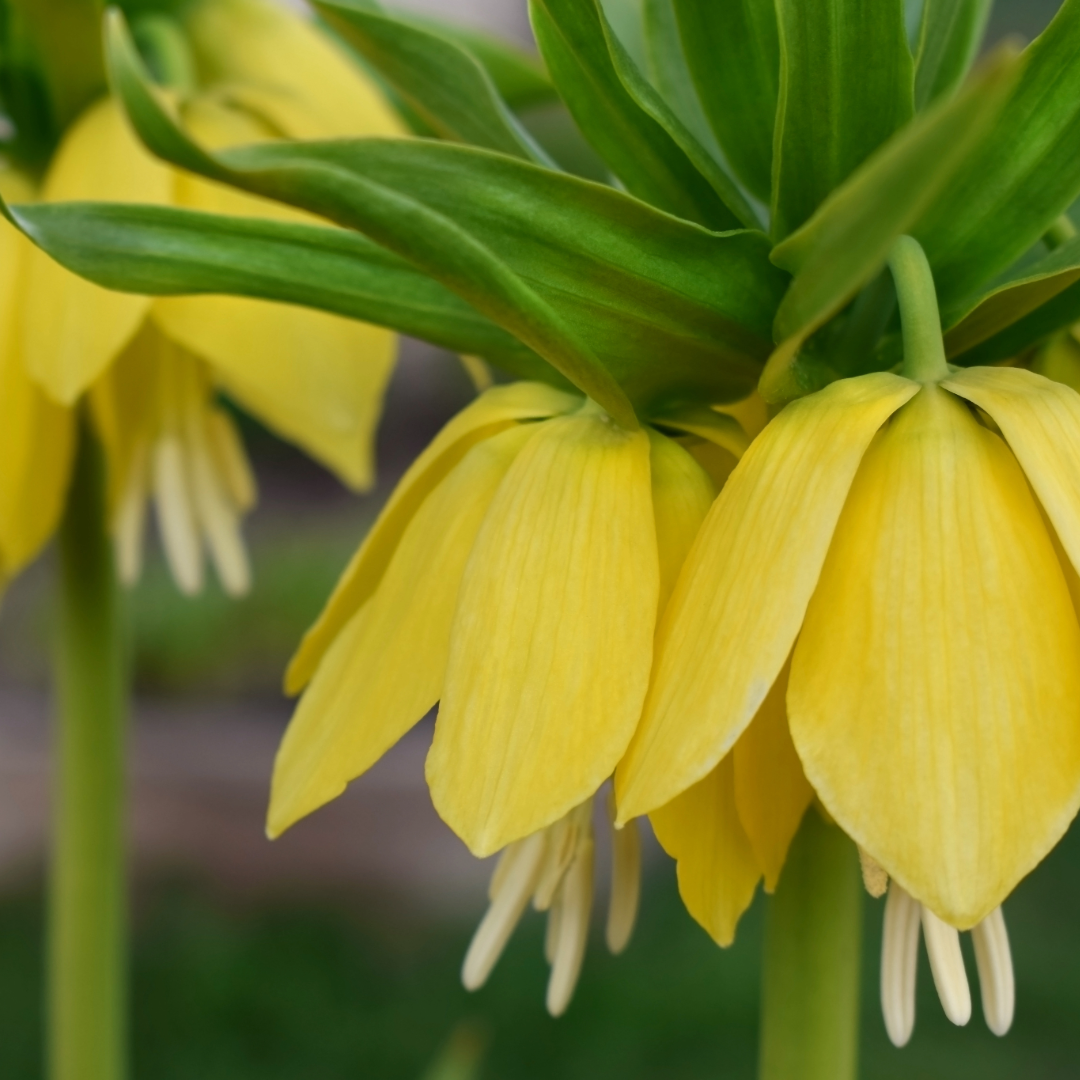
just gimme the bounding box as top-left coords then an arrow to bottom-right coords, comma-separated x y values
914,0 -> 993,110
106,9 -> 789,415
942,235 -> 1080,357
528,0 -> 745,230
106,8 -> 636,427
599,3 -> 759,229
915,0 -> 1080,308
642,0 -> 718,155
771,0 -> 914,240
672,0 -> 779,204
314,0 -> 551,164
395,16 -> 556,110
4,199 -> 554,380
761,46 -> 1020,403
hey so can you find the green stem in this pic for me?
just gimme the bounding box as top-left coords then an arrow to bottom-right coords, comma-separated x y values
758,811 -> 863,1080
50,425 -> 128,1080
887,235 -> 949,383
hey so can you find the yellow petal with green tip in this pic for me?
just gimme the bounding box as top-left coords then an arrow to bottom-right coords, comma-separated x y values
650,754 -> 760,947
942,366 -> 1080,581
616,373 -> 917,822
285,383 -> 579,694
268,423 -> 537,837
733,660 -> 813,893
790,385 -> 1080,928
23,98 -> 171,403
429,409 -> 657,856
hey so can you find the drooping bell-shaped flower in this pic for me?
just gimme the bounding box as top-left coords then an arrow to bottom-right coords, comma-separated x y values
3,0 -> 402,594
269,382 -> 743,858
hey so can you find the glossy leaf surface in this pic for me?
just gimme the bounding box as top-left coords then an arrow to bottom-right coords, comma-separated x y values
915,0 -> 1080,308
771,0 -> 914,239
672,0 -> 779,203
314,0 -> 549,163
914,0 -> 992,110
528,0 -> 745,229
105,9 -> 789,415
4,199 -> 554,379
761,45 -> 1020,402
942,235 -> 1080,358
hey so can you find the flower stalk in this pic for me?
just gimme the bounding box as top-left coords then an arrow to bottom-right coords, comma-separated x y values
758,812 -> 863,1080
50,423 -> 129,1080
887,235 -> 949,384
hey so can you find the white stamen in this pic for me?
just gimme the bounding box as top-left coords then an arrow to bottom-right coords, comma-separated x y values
859,847 -> 889,899
533,814 -> 576,912
152,435 -> 203,595
546,836 -> 594,1018
921,905 -> 972,1027
206,408 -> 257,511
544,894 -> 563,966
462,833 -> 545,991
114,442 -> 149,587
605,797 -> 640,955
185,392 -> 251,597
881,881 -> 921,1047
972,907 -> 1014,1037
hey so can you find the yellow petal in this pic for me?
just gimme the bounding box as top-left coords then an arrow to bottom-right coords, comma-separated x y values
732,660 -> 813,892
182,0 -> 403,140
23,98 -> 172,402
153,98 -> 397,489
428,408 -> 658,856
285,383 -> 579,693
648,430 -> 715,613
942,366 -> 1080,581
790,385 -> 1080,927
0,217 -> 73,572
615,373 -> 918,822
268,423 -> 537,837
650,754 -> 760,947
88,322 -> 162,517
683,438 -> 740,491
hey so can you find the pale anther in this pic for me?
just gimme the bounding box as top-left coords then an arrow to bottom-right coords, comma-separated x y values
880,881 -> 920,1047
972,906 -> 1014,1037
921,905 -> 972,1026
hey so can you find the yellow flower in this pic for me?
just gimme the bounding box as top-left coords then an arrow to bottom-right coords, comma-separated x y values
616,366 -> 1080,940
267,382 -> 745,857
3,0 -> 402,593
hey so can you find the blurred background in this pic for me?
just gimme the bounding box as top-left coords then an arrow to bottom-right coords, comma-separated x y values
1,1 -> 1078,1077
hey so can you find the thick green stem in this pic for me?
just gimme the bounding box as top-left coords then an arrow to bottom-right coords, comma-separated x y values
50,426 -> 128,1080
887,235 -> 949,383
759,811 -> 863,1080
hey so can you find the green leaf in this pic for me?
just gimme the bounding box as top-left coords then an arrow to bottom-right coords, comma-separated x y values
3,198 -> 554,380
641,0 -> 718,156
671,0 -> 779,204
947,280 -> 1080,367
914,0 -> 992,110
598,2 -> 760,228
392,16 -> 556,111
915,0 -> 1080,309
771,0 -> 914,239
761,44 -> 1021,403
313,0 -> 550,164
527,0 -> 746,229
942,235 -> 1080,357
105,8 -> 789,417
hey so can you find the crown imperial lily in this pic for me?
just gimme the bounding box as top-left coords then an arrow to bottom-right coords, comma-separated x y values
268,381 -> 748,856
1,0 -> 401,594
